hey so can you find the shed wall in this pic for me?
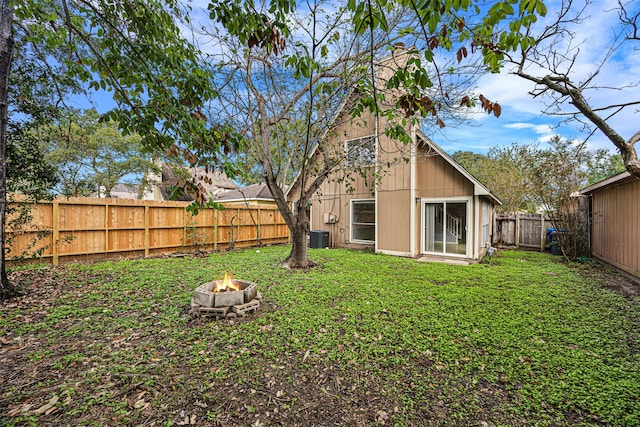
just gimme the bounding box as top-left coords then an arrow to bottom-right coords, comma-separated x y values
590,177 -> 640,277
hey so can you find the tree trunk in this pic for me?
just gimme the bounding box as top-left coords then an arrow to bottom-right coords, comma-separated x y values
0,0 -> 14,299
283,210 -> 314,268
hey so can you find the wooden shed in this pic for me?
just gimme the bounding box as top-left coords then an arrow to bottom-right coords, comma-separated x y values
580,171 -> 640,278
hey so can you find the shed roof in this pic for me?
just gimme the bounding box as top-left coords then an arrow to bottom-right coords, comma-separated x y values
579,171 -> 634,194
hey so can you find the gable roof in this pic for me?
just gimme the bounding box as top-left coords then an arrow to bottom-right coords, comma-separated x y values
416,131 -> 501,205
285,47 -> 500,206
215,183 -> 275,202
159,164 -> 239,201
286,47 -> 414,200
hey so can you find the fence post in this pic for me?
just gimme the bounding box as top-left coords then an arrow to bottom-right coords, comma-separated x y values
257,206 -> 261,243
540,215 -> 545,252
144,204 -> 150,258
213,209 -> 218,251
52,199 -> 59,266
104,202 -> 109,257
515,213 -> 520,247
183,207 -> 187,252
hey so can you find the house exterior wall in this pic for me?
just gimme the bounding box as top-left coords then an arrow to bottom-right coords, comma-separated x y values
308,49 -> 413,250
589,176 -> 640,277
416,150 -> 474,198
299,48 -> 498,262
375,111 -> 414,255
416,148 -> 475,260
377,189 -> 412,254
309,102 -> 377,250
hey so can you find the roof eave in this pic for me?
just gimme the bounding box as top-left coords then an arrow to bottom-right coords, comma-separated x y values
579,171 -> 632,194
415,131 -> 502,206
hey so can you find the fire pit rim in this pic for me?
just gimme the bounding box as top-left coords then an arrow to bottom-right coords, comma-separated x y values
194,279 -> 258,308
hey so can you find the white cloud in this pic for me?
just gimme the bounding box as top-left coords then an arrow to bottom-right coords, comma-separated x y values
438,0 -> 638,155
503,123 -> 554,135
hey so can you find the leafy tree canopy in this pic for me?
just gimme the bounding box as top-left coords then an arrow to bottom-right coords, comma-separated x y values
453,140 -> 626,214
33,109 -> 155,197
14,0 -> 220,152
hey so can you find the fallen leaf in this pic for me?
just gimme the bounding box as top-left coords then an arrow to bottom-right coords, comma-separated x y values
32,395 -> 59,415
44,406 -> 58,416
7,404 -> 32,417
376,409 -> 389,425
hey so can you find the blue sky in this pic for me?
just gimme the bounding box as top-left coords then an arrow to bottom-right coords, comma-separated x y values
434,0 -> 639,155
73,0 -> 637,158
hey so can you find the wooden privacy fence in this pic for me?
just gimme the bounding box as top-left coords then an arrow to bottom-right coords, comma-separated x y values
495,213 -> 550,251
6,197 -> 290,266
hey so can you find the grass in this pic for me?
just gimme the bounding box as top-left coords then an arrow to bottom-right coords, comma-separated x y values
1,246 -> 639,426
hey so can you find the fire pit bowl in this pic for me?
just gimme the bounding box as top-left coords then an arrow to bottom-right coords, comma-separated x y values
194,280 -> 258,307
192,278 -> 262,319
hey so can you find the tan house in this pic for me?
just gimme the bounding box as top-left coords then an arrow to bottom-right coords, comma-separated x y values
580,171 -> 640,278
287,48 -> 500,263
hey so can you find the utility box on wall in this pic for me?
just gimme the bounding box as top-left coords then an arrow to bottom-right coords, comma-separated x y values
309,230 -> 329,248
323,212 -> 336,224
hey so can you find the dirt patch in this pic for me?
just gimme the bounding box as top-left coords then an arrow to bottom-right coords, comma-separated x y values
577,261 -> 640,298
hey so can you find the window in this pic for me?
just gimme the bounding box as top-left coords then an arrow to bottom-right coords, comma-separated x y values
481,201 -> 490,246
351,199 -> 375,242
345,136 -> 376,167
423,200 -> 468,256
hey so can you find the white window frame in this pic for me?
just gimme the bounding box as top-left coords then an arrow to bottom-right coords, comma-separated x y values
420,197 -> 472,257
345,135 -> 376,167
350,199 -> 375,243
481,200 -> 490,246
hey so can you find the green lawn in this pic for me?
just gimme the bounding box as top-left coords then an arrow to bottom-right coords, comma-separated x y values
1,246 -> 639,426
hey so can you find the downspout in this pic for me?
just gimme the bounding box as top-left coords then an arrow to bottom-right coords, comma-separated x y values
409,125 -> 417,257
374,112 -> 379,254
473,195 -> 479,260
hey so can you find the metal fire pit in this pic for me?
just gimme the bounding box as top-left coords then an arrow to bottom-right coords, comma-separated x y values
192,279 -> 261,319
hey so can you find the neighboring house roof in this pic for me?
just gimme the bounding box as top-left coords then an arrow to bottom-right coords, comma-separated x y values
159,164 -> 239,201
215,183 -> 275,202
579,171 -> 633,194
93,183 -> 141,199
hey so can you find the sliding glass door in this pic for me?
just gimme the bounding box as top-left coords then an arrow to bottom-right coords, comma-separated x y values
422,200 -> 468,256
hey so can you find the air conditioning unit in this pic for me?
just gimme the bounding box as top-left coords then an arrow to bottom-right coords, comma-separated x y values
309,230 -> 329,248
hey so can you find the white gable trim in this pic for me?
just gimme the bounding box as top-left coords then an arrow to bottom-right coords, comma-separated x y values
415,131 -> 501,206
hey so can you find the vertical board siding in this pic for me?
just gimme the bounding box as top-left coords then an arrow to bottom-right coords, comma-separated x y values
416,154 -> 473,198
591,178 -> 640,277
5,197 -> 289,265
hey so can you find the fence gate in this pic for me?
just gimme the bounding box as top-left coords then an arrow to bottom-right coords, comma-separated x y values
495,213 -> 547,251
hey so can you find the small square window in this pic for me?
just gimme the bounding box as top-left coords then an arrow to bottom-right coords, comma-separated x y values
345,136 -> 376,167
